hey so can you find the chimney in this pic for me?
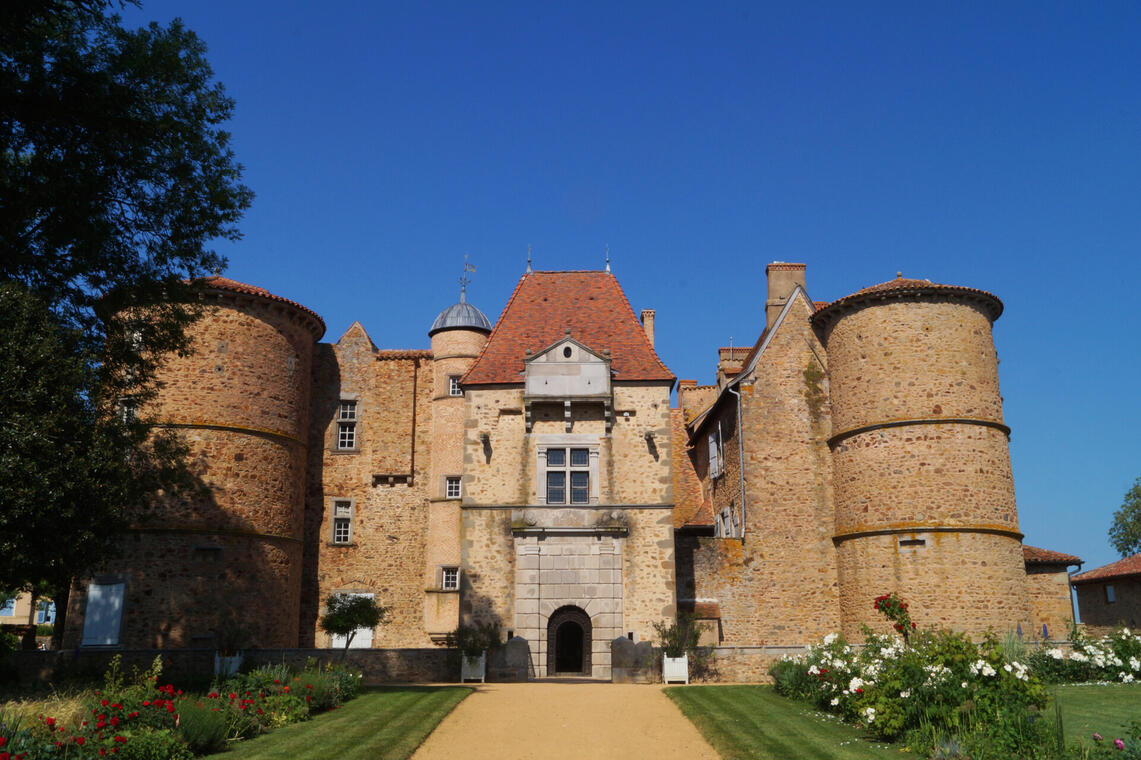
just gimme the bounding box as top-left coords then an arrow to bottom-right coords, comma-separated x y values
765,262 -> 806,329
640,309 -> 655,347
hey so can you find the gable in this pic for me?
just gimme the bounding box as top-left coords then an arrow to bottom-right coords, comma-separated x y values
462,271 -> 674,386
524,335 -> 612,398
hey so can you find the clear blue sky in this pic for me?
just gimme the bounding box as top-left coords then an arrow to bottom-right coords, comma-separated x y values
124,1 -> 1140,577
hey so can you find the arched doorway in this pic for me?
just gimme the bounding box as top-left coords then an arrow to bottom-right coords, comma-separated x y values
546,606 -> 592,676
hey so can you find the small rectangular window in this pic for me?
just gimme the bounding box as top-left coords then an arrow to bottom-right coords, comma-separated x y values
708,431 -> 722,478
332,500 -> 352,544
0,598 -> 14,617
1106,584 -> 1117,604
337,423 -> 356,450
547,471 -> 566,504
36,601 -> 56,625
570,448 -> 589,467
449,376 -> 462,396
547,448 -> 566,467
339,400 -> 357,420
445,477 -> 461,499
441,567 -> 459,591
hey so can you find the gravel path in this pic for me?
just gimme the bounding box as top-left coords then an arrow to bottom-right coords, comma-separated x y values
411,682 -> 721,760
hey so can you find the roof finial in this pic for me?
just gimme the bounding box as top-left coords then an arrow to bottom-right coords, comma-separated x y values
896,271 -> 902,279
605,244 -> 611,273
459,253 -> 475,303
526,244 -> 532,274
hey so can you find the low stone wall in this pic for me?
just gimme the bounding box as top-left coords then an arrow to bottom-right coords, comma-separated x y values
2,648 -> 454,686
699,645 -> 808,683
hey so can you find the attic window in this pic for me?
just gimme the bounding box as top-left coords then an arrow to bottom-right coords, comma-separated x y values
563,346 -> 572,358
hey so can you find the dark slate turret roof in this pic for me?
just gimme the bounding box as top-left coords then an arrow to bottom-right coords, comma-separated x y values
428,301 -> 492,337
462,271 -> 674,386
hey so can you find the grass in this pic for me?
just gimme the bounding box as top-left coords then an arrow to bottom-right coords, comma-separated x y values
1054,682 -> 1141,743
666,685 -> 895,760
223,685 -> 470,760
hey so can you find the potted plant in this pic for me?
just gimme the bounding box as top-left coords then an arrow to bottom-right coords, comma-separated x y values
213,615 -> 250,676
654,614 -> 707,684
446,621 -> 501,683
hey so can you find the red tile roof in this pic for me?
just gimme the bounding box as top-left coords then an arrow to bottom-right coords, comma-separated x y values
1023,545 -> 1082,566
377,350 -> 432,360
1072,553 -> 1141,584
196,276 -> 325,338
462,271 -> 674,385
671,409 -> 712,529
812,275 -> 1004,329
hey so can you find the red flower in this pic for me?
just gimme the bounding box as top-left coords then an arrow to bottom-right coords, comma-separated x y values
44,718 -> 55,728
114,736 -> 127,743
101,700 -> 109,707
0,737 -> 6,747
1,753 -> 9,760
110,717 -> 119,727
75,737 -> 86,746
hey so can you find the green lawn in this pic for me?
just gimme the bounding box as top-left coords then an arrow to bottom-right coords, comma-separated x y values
223,686 -> 470,760
667,684 -> 1141,759
1055,683 -> 1141,743
666,685 -> 896,760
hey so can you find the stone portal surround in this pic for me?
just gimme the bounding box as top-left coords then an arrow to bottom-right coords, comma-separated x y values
514,535 -> 623,678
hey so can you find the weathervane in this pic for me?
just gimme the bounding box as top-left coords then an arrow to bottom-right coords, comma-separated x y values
459,253 -> 475,303
605,244 -> 610,273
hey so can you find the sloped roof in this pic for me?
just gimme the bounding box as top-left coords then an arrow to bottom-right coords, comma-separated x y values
812,275 -> 1003,330
1023,545 -> 1082,566
196,276 -> 325,339
462,271 -> 674,385
1072,553 -> 1141,584
670,409 -> 712,529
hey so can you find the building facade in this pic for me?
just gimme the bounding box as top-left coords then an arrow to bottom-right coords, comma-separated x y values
63,264 -> 1078,678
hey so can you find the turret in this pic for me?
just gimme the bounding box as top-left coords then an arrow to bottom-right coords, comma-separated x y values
812,276 -> 1029,638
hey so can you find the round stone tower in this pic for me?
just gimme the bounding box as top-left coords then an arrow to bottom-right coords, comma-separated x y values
121,277 -> 324,649
423,295 -> 492,637
812,277 -> 1029,639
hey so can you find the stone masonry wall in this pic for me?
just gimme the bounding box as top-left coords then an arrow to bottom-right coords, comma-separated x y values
1076,579 -> 1141,629
1026,565 -> 1077,640
680,294 -> 840,647
304,328 -> 435,648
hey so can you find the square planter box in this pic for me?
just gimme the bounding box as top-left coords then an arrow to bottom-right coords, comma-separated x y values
461,652 -> 486,683
663,655 -> 689,684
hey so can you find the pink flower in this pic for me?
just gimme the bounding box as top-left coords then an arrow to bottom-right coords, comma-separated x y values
1115,739 -> 1125,750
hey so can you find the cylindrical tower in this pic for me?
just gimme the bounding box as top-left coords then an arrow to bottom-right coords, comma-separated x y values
100,277 -> 323,649
423,299 -> 491,637
812,276 -> 1029,639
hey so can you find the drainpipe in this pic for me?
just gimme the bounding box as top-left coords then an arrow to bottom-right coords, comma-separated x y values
726,383 -> 746,541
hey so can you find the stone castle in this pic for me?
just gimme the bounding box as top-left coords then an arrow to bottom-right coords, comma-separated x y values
62,262 -> 1078,680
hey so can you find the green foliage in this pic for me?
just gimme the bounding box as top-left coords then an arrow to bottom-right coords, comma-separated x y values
1026,627 -> 1141,684
117,728 -> 194,760
0,0 -> 250,605
176,699 -> 230,754
445,621 -> 502,659
1109,478 -> 1141,558
652,613 -> 708,658
873,591 -> 916,644
320,594 -> 389,657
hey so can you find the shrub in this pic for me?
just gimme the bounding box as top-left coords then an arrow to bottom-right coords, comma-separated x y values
653,613 -> 708,659
177,700 -> 230,754
1028,627 -> 1141,684
118,728 -> 193,760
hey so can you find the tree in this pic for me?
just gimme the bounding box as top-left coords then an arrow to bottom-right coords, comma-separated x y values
0,1 -> 251,637
320,594 -> 388,660
1109,478 -> 1141,558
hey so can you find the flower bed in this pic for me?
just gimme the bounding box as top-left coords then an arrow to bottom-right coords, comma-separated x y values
0,655 -> 363,758
769,594 -> 1141,758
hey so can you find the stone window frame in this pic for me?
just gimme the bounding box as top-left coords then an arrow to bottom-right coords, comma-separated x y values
448,376 -> 462,396
440,566 -> 460,591
330,498 -> 355,545
1106,584 -> 1116,604
336,397 -> 359,451
535,434 -> 600,505
445,476 -> 462,500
